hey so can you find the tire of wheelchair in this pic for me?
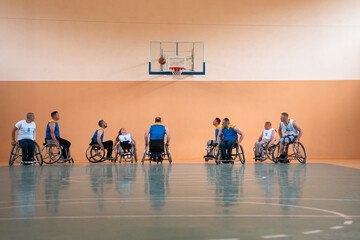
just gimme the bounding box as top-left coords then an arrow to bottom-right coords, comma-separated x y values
41,144 -> 62,164
272,142 -> 306,164
236,145 -> 246,164
293,142 -> 307,164
86,145 -> 105,163
141,146 -> 148,164
165,145 -> 172,164
8,144 -> 18,166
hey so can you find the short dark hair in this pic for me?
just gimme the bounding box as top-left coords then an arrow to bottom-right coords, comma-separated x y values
26,112 -> 34,119
281,112 -> 289,118
215,118 -> 221,124
98,120 -> 104,127
51,111 -> 58,118
265,121 -> 272,126
223,118 -> 230,123
155,117 -> 161,123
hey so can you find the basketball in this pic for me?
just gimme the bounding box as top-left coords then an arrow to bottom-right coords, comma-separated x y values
158,57 -> 166,65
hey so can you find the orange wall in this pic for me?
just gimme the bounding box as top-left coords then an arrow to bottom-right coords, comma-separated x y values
0,80 -> 359,160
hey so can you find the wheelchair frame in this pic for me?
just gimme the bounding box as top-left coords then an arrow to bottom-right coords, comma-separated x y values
272,140 -> 307,164
253,142 -> 277,162
114,142 -> 137,163
204,141 -> 218,162
9,141 -> 43,166
215,141 -> 245,165
42,139 -> 74,164
142,142 -> 172,164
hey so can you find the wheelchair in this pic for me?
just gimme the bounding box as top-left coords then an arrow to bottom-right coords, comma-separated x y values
204,140 -> 218,162
272,137 -> 307,164
215,141 -> 245,165
142,140 -> 172,164
114,141 -> 138,163
9,141 -> 43,166
85,142 -> 106,163
253,142 -> 277,162
42,139 -> 74,164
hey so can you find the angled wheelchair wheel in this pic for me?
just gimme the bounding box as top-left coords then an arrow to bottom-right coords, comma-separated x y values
214,148 -> 220,165
165,145 -> 172,164
236,145 -> 246,164
272,144 -> 282,163
34,142 -> 43,166
9,143 -> 21,166
41,144 -> 62,164
86,145 -> 105,163
141,146 -> 148,164
293,142 -> 307,164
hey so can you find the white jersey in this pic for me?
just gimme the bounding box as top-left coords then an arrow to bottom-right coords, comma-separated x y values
15,120 -> 36,141
119,133 -> 132,143
281,119 -> 299,136
262,128 -> 274,141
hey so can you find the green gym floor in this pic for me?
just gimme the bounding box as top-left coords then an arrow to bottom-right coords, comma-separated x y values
0,163 -> 359,240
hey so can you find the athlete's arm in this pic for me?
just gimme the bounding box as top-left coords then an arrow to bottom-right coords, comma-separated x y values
267,129 -> 277,148
97,129 -> 104,151
216,128 -> 223,146
165,127 -> 171,146
293,121 -> 303,141
234,126 -> 245,145
11,127 -> 18,146
278,123 -> 283,138
49,122 -> 59,146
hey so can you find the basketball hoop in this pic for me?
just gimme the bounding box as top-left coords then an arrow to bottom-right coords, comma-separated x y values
170,67 -> 185,80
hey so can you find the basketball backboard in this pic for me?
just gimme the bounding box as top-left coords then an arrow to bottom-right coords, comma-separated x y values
149,41 -> 205,75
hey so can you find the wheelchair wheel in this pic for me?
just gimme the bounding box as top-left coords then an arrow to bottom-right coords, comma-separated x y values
236,145 -> 246,164
141,146 -> 148,164
41,144 -> 62,164
9,144 -> 20,166
293,142 -> 307,164
165,145 -> 172,164
272,144 -> 284,163
214,149 -> 220,165
86,145 -> 105,163
34,142 -> 44,166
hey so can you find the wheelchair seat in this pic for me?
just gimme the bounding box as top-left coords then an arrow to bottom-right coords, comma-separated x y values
149,139 -> 165,154
44,139 -> 56,145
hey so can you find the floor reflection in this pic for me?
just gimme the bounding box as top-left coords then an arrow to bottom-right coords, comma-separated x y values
142,164 -> 172,211
205,164 -> 245,208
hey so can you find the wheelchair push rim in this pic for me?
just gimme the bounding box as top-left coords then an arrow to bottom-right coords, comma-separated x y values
41,143 -> 62,164
86,145 -> 105,163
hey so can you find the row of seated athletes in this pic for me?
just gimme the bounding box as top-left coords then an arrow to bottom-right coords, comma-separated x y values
205,113 -> 303,163
11,111 -> 170,164
89,117 -> 170,162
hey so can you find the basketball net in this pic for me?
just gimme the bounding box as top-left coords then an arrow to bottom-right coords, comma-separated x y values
170,67 -> 185,80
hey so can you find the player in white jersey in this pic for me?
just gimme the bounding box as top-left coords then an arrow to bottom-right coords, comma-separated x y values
11,112 -> 36,164
254,121 -> 276,160
114,128 -> 137,152
278,112 -> 303,160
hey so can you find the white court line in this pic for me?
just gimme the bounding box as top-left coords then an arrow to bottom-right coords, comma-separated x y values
344,220 -> 353,225
208,238 -> 239,240
262,234 -> 288,239
330,226 -> 344,230
302,230 -> 323,234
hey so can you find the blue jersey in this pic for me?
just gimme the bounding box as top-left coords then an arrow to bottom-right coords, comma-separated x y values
46,120 -> 60,139
92,127 -> 104,142
222,124 -> 238,141
215,124 -> 221,139
150,123 -> 166,140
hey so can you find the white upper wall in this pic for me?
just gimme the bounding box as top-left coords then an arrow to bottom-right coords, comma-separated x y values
0,0 -> 359,80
